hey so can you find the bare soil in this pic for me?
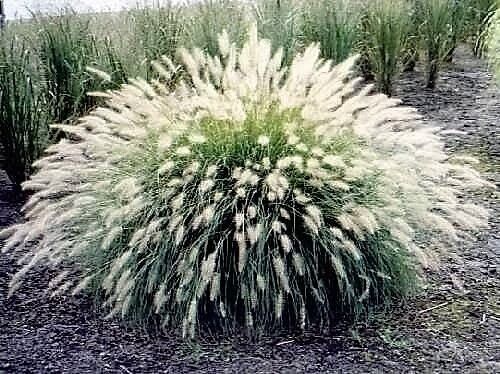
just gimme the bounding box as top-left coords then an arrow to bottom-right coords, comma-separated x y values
1,46 -> 499,373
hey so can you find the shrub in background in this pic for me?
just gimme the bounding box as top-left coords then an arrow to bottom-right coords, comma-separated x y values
302,0 -> 361,64
359,0 -> 412,96
0,37 -> 50,187
1,27 -> 491,338
415,0 -> 455,89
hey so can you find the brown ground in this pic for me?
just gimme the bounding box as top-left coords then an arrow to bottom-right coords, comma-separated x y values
1,46 -> 499,373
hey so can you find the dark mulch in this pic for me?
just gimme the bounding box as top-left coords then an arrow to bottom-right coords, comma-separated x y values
1,46 -> 499,373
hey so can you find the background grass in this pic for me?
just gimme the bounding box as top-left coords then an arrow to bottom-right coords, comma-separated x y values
0,36 -> 49,187
359,0 -> 412,96
0,0 -> 496,187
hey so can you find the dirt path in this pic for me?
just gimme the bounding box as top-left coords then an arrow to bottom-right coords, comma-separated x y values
1,46 -> 499,373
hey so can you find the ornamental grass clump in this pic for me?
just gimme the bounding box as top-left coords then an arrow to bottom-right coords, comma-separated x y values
1,26 -> 491,338
302,0 -> 361,64
415,0 -> 456,89
35,11 -> 116,123
359,0 -> 412,96
0,37 -> 50,187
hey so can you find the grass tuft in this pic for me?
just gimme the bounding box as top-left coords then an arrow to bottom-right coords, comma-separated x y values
131,1 -> 185,79
254,0 -> 303,66
415,0 -> 456,89
2,26 -> 491,339
0,36 -> 50,187
35,10 -> 103,122
301,0 -> 361,64
185,0 -> 248,56
359,0 -> 412,96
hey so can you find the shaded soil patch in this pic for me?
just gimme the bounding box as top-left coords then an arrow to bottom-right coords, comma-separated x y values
1,46 -> 499,373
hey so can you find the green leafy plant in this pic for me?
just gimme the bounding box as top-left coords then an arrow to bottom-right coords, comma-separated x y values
301,0 -> 361,64
0,37 -> 49,187
415,0 -> 455,89
1,25 -> 491,339
359,0 -> 412,96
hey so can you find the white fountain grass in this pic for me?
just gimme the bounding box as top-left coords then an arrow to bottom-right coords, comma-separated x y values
1,25 -> 492,338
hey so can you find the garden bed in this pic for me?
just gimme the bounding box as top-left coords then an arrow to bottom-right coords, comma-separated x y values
1,46 -> 499,373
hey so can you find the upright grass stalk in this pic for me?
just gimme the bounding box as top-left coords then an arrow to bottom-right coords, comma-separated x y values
446,0 -> 469,62
131,1 -> 185,79
359,0 -> 411,96
35,9 -> 130,124
0,37 -> 49,187
99,37 -> 129,86
402,27 -> 419,72
466,0 -> 498,56
254,0 -> 302,66
301,0 -> 361,64
35,10 -> 104,122
472,0 -> 499,57
415,0 -> 455,89
184,0 -> 247,56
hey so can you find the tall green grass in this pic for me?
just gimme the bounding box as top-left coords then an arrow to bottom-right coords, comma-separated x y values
360,0 -> 412,96
35,11 -> 103,122
0,37 -> 49,187
131,1 -> 185,79
254,0 -> 302,66
185,0 -> 248,56
471,0 -> 499,57
446,0 -> 469,62
415,0 -> 455,89
36,9 -> 132,124
302,0 -> 361,64
466,0 -> 498,56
